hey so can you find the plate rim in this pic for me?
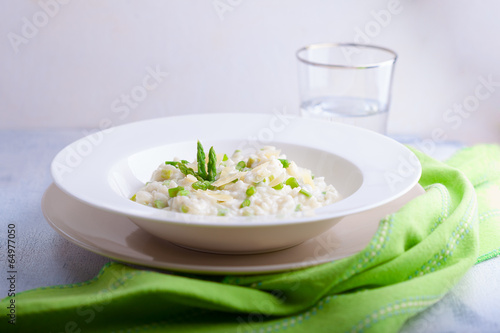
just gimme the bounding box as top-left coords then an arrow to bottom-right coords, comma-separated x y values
50,113 -> 422,226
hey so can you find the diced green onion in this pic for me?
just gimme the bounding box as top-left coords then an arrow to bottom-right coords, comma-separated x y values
279,159 -> 290,168
273,183 -> 284,190
295,204 -> 302,212
154,200 -> 166,209
161,169 -> 172,179
311,174 -> 315,180
322,191 -> 326,195
178,189 -> 190,196
180,205 -> 189,213
236,161 -> 246,171
240,198 -> 251,208
168,186 -> 184,197
130,194 -> 136,201
286,177 -> 299,189
299,189 -> 312,198
222,154 -> 229,161
246,186 -> 256,197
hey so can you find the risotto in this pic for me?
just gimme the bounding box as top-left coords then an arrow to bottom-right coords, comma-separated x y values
131,142 -> 341,217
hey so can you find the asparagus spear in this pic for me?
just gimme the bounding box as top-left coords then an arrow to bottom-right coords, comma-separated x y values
178,163 -> 204,181
207,146 -> 217,181
197,141 -> 207,180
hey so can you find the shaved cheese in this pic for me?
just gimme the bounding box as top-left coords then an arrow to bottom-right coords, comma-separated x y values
287,162 -> 300,178
185,174 -> 198,183
205,192 -> 233,202
251,161 -> 270,173
219,165 -> 233,179
212,172 -> 247,187
302,170 -> 315,189
264,149 -> 281,159
216,153 -> 223,166
244,162 -> 271,183
268,172 -> 285,187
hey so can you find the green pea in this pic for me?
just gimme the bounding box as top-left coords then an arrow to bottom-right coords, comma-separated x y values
286,177 -> 299,189
236,161 -> 246,171
246,186 -> 256,197
240,199 -> 251,208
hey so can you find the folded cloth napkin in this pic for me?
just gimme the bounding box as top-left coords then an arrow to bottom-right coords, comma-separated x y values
2,145 -> 500,333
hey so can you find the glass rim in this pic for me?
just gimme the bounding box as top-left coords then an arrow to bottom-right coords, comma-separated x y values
296,42 -> 398,69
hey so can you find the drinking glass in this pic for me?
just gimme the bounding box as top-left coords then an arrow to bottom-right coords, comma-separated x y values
296,43 -> 397,134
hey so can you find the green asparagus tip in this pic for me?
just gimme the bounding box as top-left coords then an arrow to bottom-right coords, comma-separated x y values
207,146 -> 217,181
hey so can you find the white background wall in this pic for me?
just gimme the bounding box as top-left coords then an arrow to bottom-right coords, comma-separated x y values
1,0 -> 499,144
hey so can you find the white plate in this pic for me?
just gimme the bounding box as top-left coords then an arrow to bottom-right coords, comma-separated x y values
42,183 -> 424,275
50,114 -> 422,253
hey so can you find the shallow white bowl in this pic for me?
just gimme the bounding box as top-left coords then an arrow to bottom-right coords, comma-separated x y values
51,113 -> 421,254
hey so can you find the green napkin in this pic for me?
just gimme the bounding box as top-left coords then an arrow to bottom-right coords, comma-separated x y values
3,145 -> 500,333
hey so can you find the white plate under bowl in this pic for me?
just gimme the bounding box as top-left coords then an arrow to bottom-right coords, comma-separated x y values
50,113 -> 421,254
42,183 -> 425,275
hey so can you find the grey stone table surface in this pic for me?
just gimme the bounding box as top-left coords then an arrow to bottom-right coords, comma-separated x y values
0,129 -> 499,332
